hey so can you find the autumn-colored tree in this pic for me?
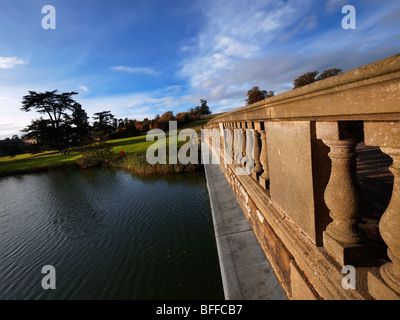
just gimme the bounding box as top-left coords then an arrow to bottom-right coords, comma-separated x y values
158,111 -> 175,131
141,121 -> 150,132
176,112 -> 189,124
246,86 -> 274,106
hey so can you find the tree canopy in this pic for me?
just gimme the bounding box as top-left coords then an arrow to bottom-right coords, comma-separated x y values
293,68 -> 343,89
246,86 -> 274,105
21,90 -> 89,151
197,99 -> 211,116
92,111 -> 115,133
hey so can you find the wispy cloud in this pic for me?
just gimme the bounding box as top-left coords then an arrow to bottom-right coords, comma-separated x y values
326,0 -> 347,13
178,0 -> 306,106
0,57 -> 24,69
79,85 -> 89,93
178,0 -> 400,113
79,91 -> 180,122
110,66 -> 160,75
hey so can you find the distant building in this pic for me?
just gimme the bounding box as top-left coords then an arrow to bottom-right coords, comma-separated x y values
22,137 -> 37,145
0,137 -> 35,157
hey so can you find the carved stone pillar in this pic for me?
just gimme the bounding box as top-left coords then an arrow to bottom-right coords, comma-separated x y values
235,123 -> 243,165
365,121 -> 400,299
316,121 -> 377,266
259,123 -> 270,189
230,125 -> 235,163
223,124 -> 232,163
252,122 -> 263,180
241,123 -> 247,167
245,122 -> 255,175
233,122 -> 239,164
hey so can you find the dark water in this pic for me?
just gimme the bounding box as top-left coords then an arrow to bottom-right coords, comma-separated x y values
0,169 -> 223,300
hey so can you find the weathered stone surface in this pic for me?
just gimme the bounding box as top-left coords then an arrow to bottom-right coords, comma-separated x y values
317,121 -> 377,266
258,125 -> 270,190
290,261 -> 320,300
365,121 -> 400,297
323,231 -> 377,266
266,121 -> 330,245
266,121 -> 314,242
368,270 -> 400,300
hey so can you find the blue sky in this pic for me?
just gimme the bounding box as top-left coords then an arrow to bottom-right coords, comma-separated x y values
0,0 -> 399,139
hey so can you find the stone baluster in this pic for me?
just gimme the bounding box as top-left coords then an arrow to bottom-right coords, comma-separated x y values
219,123 -> 225,160
252,122 -> 263,180
364,121 -> 400,300
230,123 -> 235,163
245,122 -> 255,175
241,122 -> 247,167
233,123 -> 240,164
316,121 -> 376,266
223,123 -> 231,163
259,122 -> 270,189
235,123 -> 243,165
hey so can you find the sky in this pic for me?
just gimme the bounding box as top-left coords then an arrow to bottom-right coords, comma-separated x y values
0,0 -> 399,139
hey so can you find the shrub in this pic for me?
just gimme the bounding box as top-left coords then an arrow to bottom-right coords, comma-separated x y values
77,141 -> 113,168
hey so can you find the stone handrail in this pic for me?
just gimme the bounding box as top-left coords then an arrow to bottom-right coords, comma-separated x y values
204,53 -> 400,300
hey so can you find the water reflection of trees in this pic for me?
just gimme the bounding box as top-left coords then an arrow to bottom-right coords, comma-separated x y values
126,169 -> 207,187
38,168 -> 209,238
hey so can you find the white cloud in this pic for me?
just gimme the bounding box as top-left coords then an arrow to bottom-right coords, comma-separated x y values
110,66 -> 160,75
214,36 -> 260,59
79,91 -> 181,121
0,57 -> 24,69
79,85 -> 89,92
0,89 -> 33,139
178,0 -> 302,106
177,0 -> 400,115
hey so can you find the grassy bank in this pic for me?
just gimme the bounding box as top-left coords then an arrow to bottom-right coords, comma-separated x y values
113,151 -> 201,176
0,114 -> 218,178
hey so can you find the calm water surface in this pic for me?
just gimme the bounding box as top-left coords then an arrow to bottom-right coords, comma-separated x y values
0,168 -> 223,299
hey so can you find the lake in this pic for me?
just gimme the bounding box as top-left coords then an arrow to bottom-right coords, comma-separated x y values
0,168 -> 223,299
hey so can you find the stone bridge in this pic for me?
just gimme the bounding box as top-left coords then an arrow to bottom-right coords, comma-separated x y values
203,53 -> 400,300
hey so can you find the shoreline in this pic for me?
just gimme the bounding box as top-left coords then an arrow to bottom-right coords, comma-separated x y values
0,154 -> 203,179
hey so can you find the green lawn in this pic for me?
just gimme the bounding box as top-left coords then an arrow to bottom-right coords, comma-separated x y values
0,114 -> 220,177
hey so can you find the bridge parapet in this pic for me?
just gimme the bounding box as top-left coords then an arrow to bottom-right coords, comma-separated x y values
204,54 -> 400,300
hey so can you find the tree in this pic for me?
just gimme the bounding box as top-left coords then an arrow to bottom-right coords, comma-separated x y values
21,90 -> 87,151
316,68 -> 343,81
69,104 -> 90,147
293,68 -> 343,89
176,112 -> 189,124
246,86 -> 274,105
197,99 -> 211,116
293,71 -> 319,89
92,111 -> 115,134
21,90 -> 79,128
157,111 -> 175,131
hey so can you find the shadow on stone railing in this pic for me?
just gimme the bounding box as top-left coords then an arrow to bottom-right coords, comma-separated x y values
204,53 -> 400,300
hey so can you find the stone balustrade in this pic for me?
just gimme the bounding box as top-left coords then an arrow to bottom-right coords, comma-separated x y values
203,54 -> 400,300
